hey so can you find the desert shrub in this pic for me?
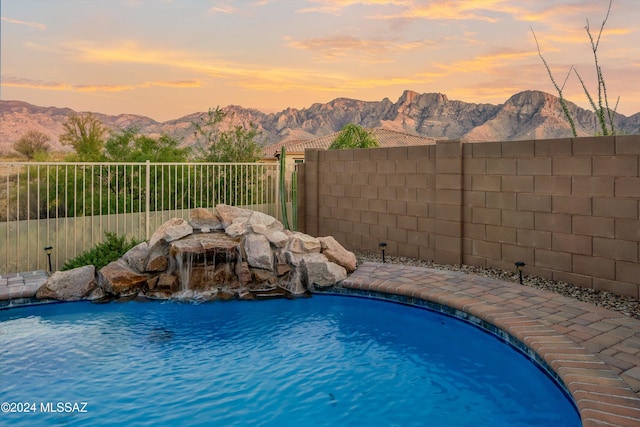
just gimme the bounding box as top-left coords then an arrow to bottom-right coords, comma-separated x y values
62,232 -> 142,271
14,130 -> 51,159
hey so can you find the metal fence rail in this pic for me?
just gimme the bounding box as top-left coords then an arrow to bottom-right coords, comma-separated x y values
1,161 -> 281,274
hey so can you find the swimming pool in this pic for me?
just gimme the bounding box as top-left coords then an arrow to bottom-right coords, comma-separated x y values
0,296 -> 580,426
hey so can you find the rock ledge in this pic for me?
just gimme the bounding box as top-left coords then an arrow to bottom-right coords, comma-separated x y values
37,205 -> 354,302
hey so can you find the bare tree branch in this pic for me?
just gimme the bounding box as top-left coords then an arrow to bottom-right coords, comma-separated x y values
531,27 -> 577,137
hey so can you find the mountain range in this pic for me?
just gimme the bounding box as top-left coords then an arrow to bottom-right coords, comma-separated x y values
1,89 -> 639,155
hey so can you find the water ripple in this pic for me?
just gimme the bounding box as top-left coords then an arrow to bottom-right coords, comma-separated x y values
0,297 -> 580,427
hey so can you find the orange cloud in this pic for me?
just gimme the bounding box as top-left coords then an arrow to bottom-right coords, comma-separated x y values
66,41 -> 250,82
234,63 -> 446,94
8,35 -> 450,98
60,40 -> 386,92
203,57 -> 445,95
518,2 -> 606,23
74,80 -> 201,91
604,27 -> 637,36
75,84 -> 134,92
2,77 -> 69,90
370,0 -> 524,22
2,76 -> 201,93
69,41 -> 188,66
1,16 -> 46,30
533,26 -> 634,48
208,4 -> 236,15
451,85 -> 524,104
524,2 -> 635,47
143,80 -> 202,88
438,49 -> 537,75
297,0 -> 407,14
340,71 -> 445,90
286,35 -> 435,61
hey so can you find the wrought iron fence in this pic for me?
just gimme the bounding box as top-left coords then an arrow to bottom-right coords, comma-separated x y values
1,161 -> 284,274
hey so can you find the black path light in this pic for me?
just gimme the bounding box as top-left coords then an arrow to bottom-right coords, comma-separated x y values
379,242 -> 387,263
44,246 -> 53,273
515,261 -> 525,285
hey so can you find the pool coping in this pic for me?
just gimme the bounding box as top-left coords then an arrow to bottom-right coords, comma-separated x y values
326,262 -> 640,427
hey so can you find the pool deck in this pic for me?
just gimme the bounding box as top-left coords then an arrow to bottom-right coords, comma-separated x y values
0,270 -> 48,303
2,264 -> 640,425
340,262 -> 640,427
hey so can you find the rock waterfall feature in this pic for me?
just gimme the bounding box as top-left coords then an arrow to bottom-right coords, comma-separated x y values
36,205 -> 357,302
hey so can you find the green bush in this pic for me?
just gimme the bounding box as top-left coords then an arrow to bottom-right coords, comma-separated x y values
62,232 -> 142,271
329,124 -> 379,150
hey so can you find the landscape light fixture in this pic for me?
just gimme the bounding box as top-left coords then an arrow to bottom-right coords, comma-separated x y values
515,261 -> 525,285
44,246 -> 53,273
379,242 -> 387,263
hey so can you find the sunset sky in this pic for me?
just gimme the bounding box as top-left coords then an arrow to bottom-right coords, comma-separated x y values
2,0 -> 639,122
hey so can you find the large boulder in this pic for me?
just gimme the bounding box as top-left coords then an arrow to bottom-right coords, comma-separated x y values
146,254 -> 168,272
36,265 -> 101,301
216,204 -> 252,228
304,261 -> 347,291
265,230 -> 290,248
247,210 -> 284,234
244,234 -> 273,271
225,221 -> 250,238
288,232 -> 321,254
319,236 -> 357,273
235,261 -> 252,285
190,208 -> 223,232
285,251 -> 328,268
123,242 -> 149,274
169,233 -> 239,256
148,218 -> 193,251
250,267 -> 277,285
218,205 -> 284,238
99,259 -> 148,296
148,273 -> 179,293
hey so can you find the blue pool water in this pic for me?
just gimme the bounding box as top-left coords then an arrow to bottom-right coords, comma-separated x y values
0,296 -> 580,426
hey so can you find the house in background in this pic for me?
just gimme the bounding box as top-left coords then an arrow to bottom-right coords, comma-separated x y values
260,128 -> 438,170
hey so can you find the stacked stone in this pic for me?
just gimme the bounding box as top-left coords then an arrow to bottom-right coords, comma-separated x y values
36,205 -> 356,302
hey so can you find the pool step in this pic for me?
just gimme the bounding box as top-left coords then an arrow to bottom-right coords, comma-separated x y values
0,270 -> 49,302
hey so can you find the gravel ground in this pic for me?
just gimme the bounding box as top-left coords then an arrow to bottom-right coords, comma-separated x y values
354,251 -> 640,320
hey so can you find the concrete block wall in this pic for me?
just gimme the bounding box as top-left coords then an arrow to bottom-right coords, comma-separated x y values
298,135 -> 640,298
463,135 -> 640,297
299,145 -> 437,260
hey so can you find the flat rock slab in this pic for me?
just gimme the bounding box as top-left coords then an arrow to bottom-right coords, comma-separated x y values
170,233 -> 240,255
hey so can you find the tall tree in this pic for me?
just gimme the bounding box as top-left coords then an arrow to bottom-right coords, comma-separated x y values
14,130 -> 51,160
191,107 -> 265,207
193,107 -> 262,162
329,124 -> 379,150
59,113 -> 108,161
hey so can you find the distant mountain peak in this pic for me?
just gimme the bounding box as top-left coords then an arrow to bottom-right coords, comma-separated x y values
1,90 -> 638,155
399,90 -> 449,106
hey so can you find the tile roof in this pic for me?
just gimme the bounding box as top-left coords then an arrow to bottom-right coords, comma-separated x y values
262,139 -> 307,158
262,128 -> 436,158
